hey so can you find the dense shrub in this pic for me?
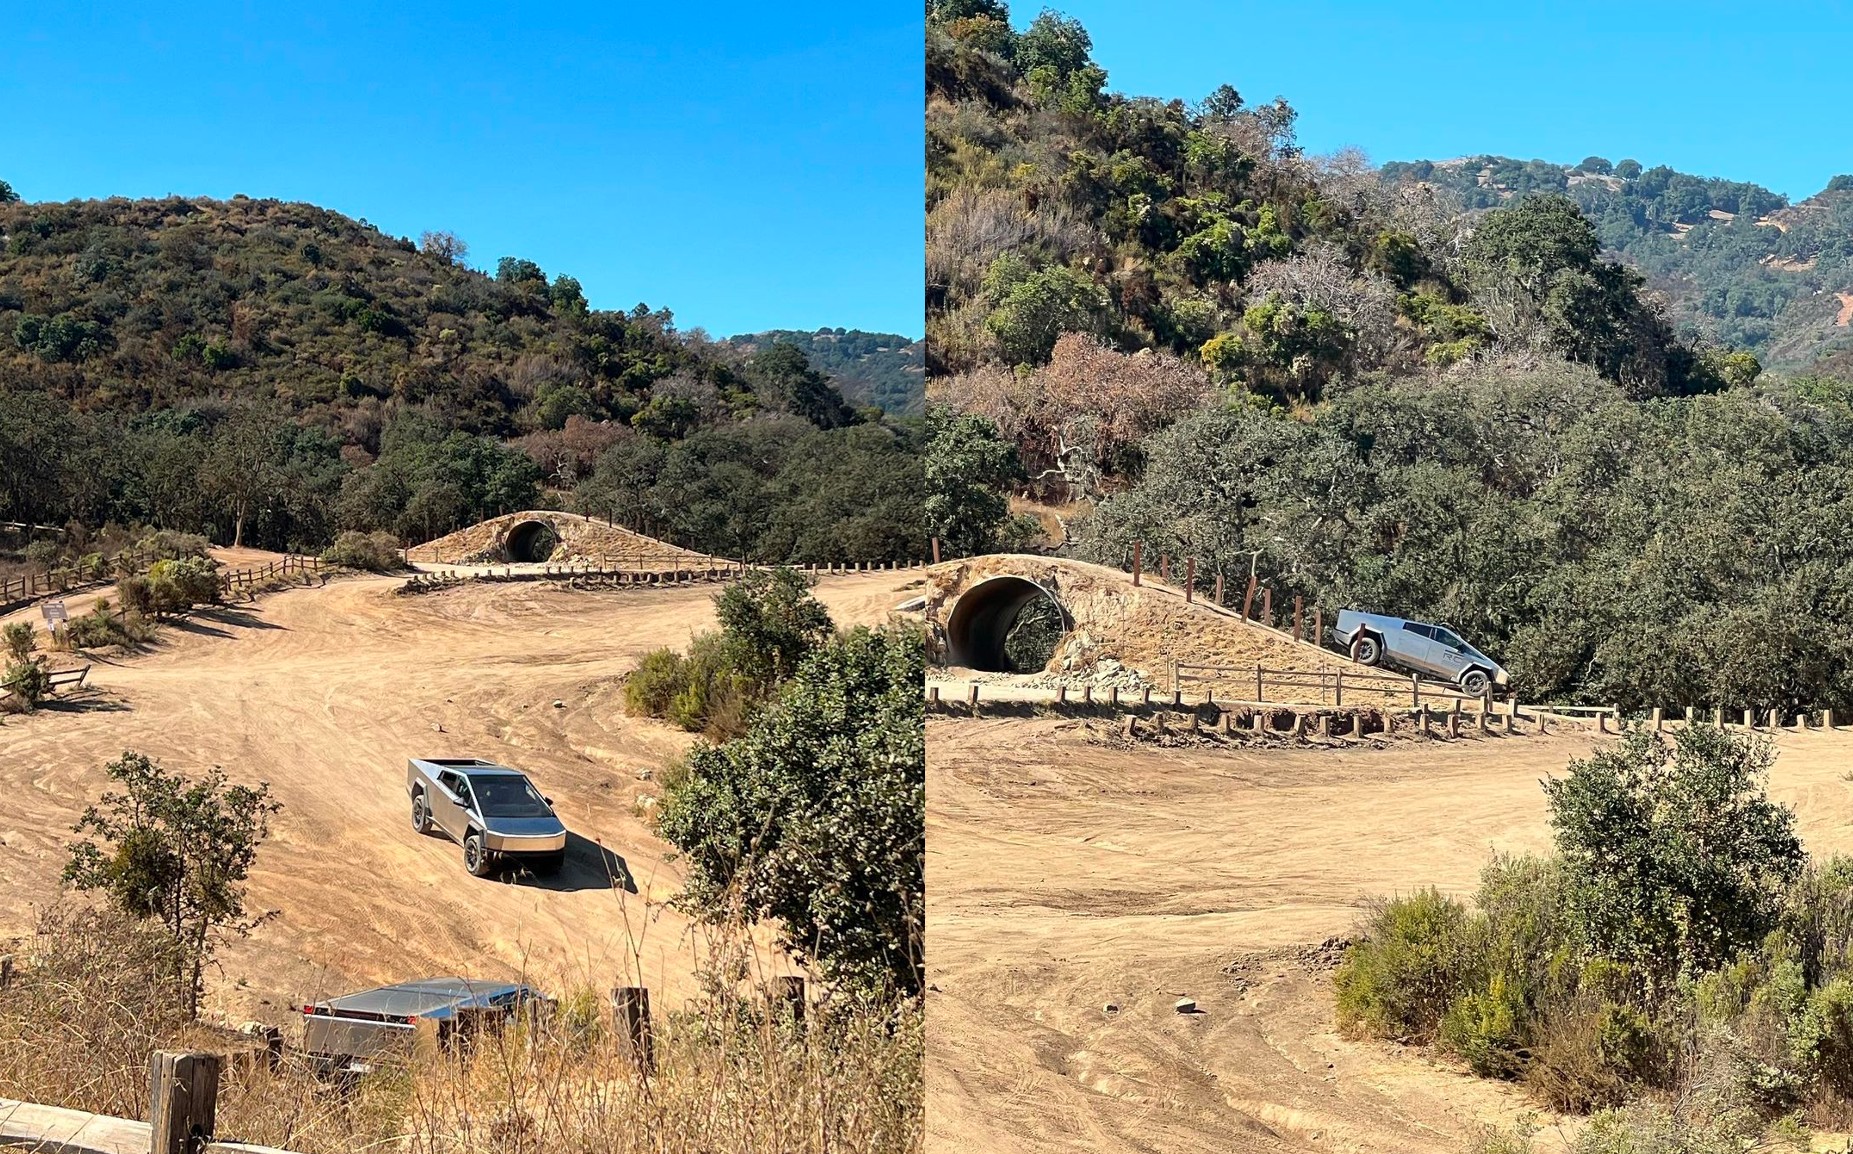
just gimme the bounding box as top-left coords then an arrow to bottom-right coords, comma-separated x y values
1334,889 -> 1483,1043
1,656 -> 48,712
321,530 -> 403,572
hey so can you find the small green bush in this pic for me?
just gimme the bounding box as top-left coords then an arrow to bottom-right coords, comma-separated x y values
1441,974 -> 1529,1078
321,530 -> 402,572
56,601 -> 153,652
1,658 -> 49,713
144,557 -> 221,616
1335,889 -> 1484,1043
3,621 -> 34,663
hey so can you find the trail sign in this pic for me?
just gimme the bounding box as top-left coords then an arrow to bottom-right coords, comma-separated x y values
41,600 -> 67,628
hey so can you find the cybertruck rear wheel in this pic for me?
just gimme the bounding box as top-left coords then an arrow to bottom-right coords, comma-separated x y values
411,792 -> 432,835
1460,668 -> 1491,698
1353,633 -> 1384,666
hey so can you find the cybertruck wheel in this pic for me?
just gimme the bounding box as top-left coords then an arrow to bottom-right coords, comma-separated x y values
1460,668 -> 1491,698
1353,633 -> 1384,666
411,792 -> 432,835
464,832 -> 494,878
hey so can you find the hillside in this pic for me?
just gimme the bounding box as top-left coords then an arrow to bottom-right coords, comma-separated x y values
923,2 -> 1853,716
1380,155 -> 1853,372
725,328 -> 924,415
0,191 -> 921,561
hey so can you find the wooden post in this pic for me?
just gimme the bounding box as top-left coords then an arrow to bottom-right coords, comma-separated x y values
1142,687 -> 1153,706
1254,663 -> 1263,702
1651,707 -> 1663,732
1242,575 -> 1256,619
1447,710 -> 1460,739
1419,704 -> 1432,738
1827,708 -> 1837,730
1108,686 -> 1120,707
149,1051 -> 220,1154
611,986 -> 654,1073
1056,685 -> 1068,705
1685,706 -> 1695,727
1214,572 -> 1224,605
1769,707 -> 1781,729
1131,541 -> 1143,587
1317,712 -> 1331,739
1082,685 -> 1093,705
1219,710 -> 1234,736
1743,707 -> 1754,729
928,686 -> 940,705
774,976 -> 807,1025
967,683 -> 979,711
1292,595 -> 1303,642
1713,706 -> 1725,727
1159,554 -> 1170,582
931,537 -> 941,564
1184,558 -> 1196,603
1313,607 -> 1323,648
1503,709 -> 1516,735
1122,713 -> 1138,739
1335,673 -> 1344,708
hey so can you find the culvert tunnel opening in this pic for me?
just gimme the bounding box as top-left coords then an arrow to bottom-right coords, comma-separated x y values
505,520 -> 560,563
946,576 -> 1069,673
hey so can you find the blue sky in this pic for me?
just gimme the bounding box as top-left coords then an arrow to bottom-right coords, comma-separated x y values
0,3 -> 922,337
1047,0 -> 1851,201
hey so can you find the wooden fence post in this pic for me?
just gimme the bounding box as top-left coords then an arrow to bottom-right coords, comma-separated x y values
1131,541 -> 1143,587
774,976 -> 807,1025
1254,663 -> 1263,702
1184,558 -> 1195,603
1241,575 -> 1256,619
1827,708 -> 1837,731
149,1050 -> 220,1154
1159,553 -> 1170,582
1292,595 -> 1303,642
1214,572 -> 1224,605
612,986 -> 654,1073
931,537 -> 941,564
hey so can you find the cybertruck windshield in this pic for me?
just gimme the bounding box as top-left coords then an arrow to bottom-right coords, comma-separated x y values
471,776 -> 552,818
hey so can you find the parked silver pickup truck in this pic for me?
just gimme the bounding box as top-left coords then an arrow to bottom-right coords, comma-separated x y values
301,978 -> 547,1073
1331,609 -> 1509,696
407,757 -> 568,877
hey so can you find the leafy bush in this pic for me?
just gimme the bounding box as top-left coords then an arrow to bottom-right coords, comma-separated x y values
656,626 -> 924,996
321,530 -> 403,572
1547,727 -> 1803,990
1,657 -> 48,712
1334,889 -> 1483,1043
3,620 -> 33,662
56,601 -> 153,651
143,557 -> 222,616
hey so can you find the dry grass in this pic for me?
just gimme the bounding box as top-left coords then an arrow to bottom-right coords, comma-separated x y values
0,904 -> 922,1154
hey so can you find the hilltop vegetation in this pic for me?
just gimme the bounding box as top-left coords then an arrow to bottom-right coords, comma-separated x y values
0,191 -> 919,560
925,2 -> 1853,713
724,329 -> 924,415
1382,155 -> 1853,372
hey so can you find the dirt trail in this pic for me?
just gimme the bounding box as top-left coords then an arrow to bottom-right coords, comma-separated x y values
0,569 -> 918,1026
926,716 -> 1853,1153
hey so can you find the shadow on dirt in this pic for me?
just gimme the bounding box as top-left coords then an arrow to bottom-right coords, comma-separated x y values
510,832 -> 638,894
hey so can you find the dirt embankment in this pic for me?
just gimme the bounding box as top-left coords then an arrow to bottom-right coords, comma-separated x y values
925,716 -> 1853,1152
405,511 -> 717,566
0,569 -> 915,1027
926,556 -> 1402,705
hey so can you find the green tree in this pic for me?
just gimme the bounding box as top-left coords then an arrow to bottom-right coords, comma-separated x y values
713,567 -> 835,687
656,626 -> 924,997
982,258 -> 1108,366
0,178 -> 19,203
1544,726 -> 1803,991
64,751 -> 279,1018
496,256 -> 546,284
748,342 -> 857,429
923,405 -> 1020,557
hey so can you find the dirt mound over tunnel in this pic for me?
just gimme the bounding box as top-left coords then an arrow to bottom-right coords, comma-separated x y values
406,510 -> 716,566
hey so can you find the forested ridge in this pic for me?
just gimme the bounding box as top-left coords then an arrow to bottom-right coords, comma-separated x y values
724,328 -> 924,416
0,186 -> 920,562
1381,155 -> 1853,372
925,1 -> 1853,712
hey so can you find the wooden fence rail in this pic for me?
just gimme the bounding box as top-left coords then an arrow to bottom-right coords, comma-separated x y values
1174,662 -> 1485,708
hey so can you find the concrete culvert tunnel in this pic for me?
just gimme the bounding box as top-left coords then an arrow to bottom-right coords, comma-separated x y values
504,519 -> 560,563
946,575 -> 1070,673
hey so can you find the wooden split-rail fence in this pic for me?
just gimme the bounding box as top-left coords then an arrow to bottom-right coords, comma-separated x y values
0,540 -> 192,612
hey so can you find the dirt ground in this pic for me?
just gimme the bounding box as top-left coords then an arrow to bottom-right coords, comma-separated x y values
925,715 -> 1853,1153
0,568 -> 919,1027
